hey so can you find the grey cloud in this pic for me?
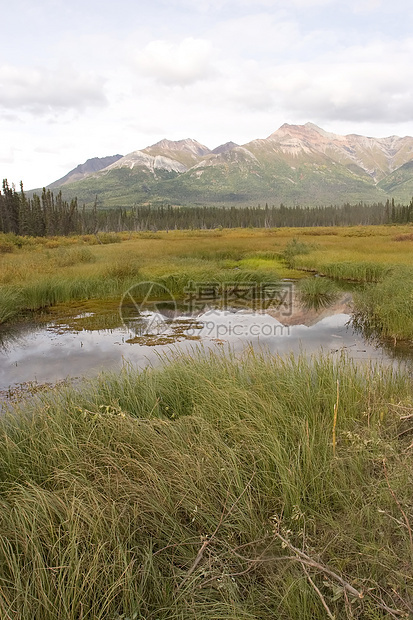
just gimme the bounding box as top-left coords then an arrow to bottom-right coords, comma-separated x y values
0,65 -> 107,114
264,45 -> 413,125
0,110 -> 20,122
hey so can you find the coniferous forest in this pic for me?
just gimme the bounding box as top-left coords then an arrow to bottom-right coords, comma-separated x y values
2,179 -> 413,236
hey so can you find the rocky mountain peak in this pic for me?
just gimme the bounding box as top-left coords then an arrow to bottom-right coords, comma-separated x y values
146,138 -> 211,157
268,122 -> 341,144
47,154 -> 123,188
43,122 -> 413,208
211,141 -> 239,155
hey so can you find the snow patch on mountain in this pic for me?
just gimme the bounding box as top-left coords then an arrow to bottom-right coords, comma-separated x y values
104,150 -> 187,174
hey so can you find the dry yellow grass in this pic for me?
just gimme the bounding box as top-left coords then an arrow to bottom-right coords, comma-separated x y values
2,225 -> 413,322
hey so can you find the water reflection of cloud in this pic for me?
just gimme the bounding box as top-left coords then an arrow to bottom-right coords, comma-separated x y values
0,309 -> 396,391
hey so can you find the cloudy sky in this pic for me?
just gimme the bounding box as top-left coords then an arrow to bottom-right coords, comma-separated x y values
1,0 -> 413,188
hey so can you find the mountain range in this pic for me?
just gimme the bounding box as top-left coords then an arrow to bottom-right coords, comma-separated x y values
38,123 -> 413,208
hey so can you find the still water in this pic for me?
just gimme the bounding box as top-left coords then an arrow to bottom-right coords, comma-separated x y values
1,284 -> 411,394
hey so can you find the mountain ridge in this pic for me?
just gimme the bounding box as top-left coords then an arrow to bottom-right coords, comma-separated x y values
41,124 -> 413,207
47,155 -> 123,188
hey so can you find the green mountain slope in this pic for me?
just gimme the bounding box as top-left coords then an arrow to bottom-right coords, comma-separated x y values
377,160 -> 413,201
42,124 -> 413,208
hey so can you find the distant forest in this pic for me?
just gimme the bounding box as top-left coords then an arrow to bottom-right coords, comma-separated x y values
1,179 -> 413,236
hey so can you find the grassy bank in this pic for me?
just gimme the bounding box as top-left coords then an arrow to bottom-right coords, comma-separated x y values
3,225 -> 413,334
285,225 -> 413,282
0,350 -> 412,618
353,267 -> 413,342
0,230 -> 291,324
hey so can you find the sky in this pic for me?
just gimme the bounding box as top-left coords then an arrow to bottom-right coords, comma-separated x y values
1,0 -> 413,189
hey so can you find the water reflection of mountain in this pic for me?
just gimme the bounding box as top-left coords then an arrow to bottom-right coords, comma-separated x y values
1,289 -> 412,392
268,292 -> 353,328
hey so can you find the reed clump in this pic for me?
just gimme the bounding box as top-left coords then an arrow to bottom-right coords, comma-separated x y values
353,266 -> 413,341
0,288 -> 23,323
0,350 -> 412,619
297,277 -> 339,310
105,259 -> 141,279
54,247 -> 96,267
393,232 -> 413,241
318,261 -> 392,283
0,240 -> 14,254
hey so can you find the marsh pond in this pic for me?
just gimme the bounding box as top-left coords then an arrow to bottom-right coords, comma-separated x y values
0,280 -> 411,397
0,282 -> 411,402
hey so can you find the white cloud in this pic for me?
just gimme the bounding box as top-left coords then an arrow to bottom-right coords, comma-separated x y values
211,13 -> 303,59
0,65 -> 107,114
263,38 -> 413,123
167,0 -> 334,9
135,37 -> 216,86
0,145 -> 15,164
3,0 -> 413,188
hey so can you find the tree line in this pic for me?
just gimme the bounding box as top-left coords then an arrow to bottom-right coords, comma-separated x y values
0,180 -> 102,237
1,179 -> 413,236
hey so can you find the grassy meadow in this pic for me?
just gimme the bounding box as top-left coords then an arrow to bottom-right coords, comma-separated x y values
0,229 -> 294,324
1,224 -> 413,324
2,224 -> 413,341
2,225 -> 413,618
1,349 -> 413,619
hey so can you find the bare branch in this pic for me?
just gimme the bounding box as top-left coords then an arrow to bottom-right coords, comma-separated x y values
302,563 -> 335,620
275,532 -> 363,600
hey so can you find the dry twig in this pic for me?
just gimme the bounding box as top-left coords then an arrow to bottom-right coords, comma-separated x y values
302,563 -> 335,619
275,532 -> 363,600
368,591 -> 408,619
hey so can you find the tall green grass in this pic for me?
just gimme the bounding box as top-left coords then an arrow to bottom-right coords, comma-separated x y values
353,266 -> 413,341
0,350 -> 412,619
0,267 -> 281,323
297,277 -> 339,310
1,277 -> 134,322
0,257 -> 282,324
316,261 -> 393,283
0,288 -> 23,323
